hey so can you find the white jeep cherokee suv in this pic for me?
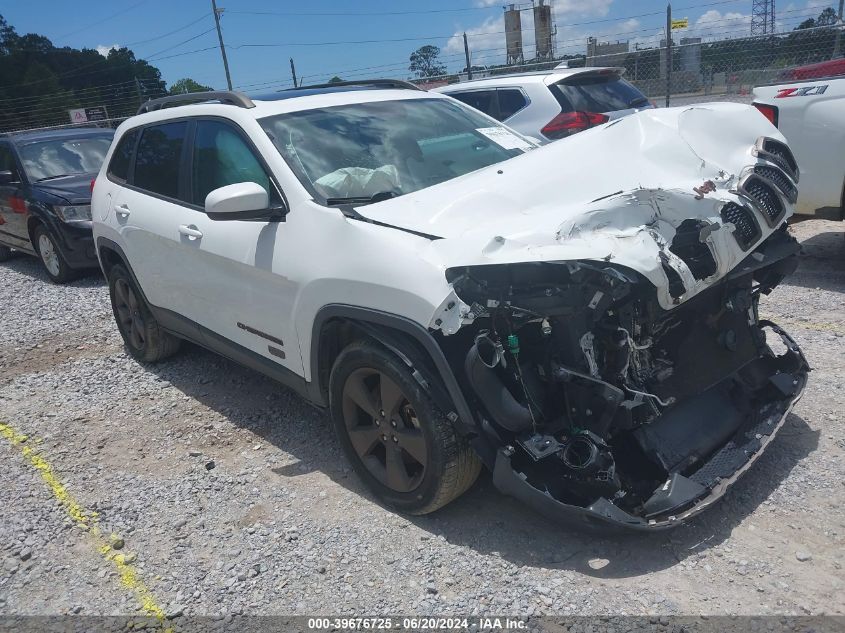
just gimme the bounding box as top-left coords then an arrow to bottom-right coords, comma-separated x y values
92,81 -> 808,531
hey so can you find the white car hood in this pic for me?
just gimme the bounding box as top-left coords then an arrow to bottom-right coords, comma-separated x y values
358,103 -> 791,310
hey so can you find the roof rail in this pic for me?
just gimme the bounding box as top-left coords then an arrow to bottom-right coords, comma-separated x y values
137,91 -> 255,115
290,79 -> 422,92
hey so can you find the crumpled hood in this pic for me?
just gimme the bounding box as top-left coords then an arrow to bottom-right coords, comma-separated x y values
359,102 -> 793,310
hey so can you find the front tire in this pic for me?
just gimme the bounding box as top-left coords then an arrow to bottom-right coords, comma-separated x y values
34,225 -> 75,283
107,264 -> 181,362
329,341 -> 480,515
0,245 -> 12,262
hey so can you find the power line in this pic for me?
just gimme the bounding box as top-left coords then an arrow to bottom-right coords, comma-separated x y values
225,6 -> 502,17
147,46 -> 220,63
146,27 -> 217,60
126,13 -> 212,47
56,0 -> 149,40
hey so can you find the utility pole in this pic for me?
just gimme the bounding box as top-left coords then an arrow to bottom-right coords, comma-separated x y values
290,58 -> 298,88
211,0 -> 233,90
463,32 -> 472,80
665,3 -> 672,108
134,76 -> 143,107
834,0 -> 844,57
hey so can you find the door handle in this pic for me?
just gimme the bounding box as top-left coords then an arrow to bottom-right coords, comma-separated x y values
178,224 -> 203,239
115,203 -> 130,217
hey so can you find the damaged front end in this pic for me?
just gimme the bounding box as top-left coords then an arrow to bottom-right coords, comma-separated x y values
441,154 -> 809,530
441,225 -> 807,531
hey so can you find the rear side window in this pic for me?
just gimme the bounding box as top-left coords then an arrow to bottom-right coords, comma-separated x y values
133,121 -> 188,199
449,90 -> 497,118
448,88 -> 527,122
496,89 -> 528,120
551,76 -> 649,113
107,129 -> 138,182
191,120 -> 271,205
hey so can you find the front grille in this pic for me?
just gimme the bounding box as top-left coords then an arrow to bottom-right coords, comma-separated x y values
757,138 -> 799,182
743,175 -> 785,225
721,202 -> 761,250
753,165 -> 797,204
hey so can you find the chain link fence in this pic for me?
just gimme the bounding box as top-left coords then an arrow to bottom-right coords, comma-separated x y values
418,21 -> 844,108
0,77 -> 165,134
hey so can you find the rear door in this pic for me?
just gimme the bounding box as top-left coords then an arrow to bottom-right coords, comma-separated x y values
114,120 -> 200,316
0,142 -> 31,251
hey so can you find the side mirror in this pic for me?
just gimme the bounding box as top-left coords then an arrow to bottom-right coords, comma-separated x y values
0,170 -> 19,186
205,182 -> 273,221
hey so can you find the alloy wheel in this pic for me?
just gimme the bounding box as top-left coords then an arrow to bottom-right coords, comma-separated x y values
37,234 -> 60,277
114,278 -> 145,351
341,367 -> 428,493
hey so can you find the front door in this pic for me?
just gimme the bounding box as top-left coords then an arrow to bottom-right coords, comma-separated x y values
0,142 -> 31,252
175,119 -> 303,375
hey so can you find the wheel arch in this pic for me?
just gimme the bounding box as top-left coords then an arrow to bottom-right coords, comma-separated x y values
95,237 -> 127,278
26,214 -> 45,246
310,305 -> 480,438
94,237 -> 152,305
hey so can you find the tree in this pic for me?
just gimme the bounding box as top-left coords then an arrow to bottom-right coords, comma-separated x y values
409,45 -> 446,78
0,13 -> 169,131
169,78 -> 213,94
328,76 -> 343,83
816,7 -> 839,27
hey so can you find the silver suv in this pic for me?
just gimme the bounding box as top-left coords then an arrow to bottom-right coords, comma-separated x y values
435,66 -> 652,142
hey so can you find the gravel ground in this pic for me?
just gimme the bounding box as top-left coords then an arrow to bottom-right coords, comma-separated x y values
0,218 -> 843,620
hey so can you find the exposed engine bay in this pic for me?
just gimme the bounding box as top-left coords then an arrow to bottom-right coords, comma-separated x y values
442,226 -> 808,529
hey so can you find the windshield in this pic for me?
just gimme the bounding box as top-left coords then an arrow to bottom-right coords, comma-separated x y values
260,98 -> 533,204
19,135 -> 113,181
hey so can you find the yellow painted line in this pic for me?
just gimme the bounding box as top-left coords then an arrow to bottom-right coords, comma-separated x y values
0,422 -> 173,632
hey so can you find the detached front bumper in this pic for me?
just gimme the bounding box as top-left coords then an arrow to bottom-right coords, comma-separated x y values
491,322 -> 809,532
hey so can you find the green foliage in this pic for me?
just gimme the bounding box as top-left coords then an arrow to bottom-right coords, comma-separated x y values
168,78 -> 213,95
328,76 -> 343,84
0,13 -> 166,132
409,45 -> 446,79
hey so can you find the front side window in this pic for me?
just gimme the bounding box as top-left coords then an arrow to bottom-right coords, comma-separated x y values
447,90 -> 498,118
0,144 -> 18,179
107,129 -> 139,182
192,120 -> 271,205
260,98 -> 531,204
18,135 -> 113,182
133,122 -> 187,199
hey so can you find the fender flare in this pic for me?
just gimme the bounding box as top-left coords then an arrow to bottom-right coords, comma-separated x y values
95,237 -> 150,301
310,305 -> 479,436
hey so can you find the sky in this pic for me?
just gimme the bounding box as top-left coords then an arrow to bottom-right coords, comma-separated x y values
0,0 -> 837,92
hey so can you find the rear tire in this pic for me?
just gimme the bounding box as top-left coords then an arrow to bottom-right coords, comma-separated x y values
108,264 -> 181,362
34,225 -> 76,284
329,341 -> 480,515
0,245 -> 12,262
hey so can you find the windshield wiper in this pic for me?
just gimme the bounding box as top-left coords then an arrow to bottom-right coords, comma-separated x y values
325,191 -> 399,206
628,96 -> 650,108
36,174 -> 76,182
